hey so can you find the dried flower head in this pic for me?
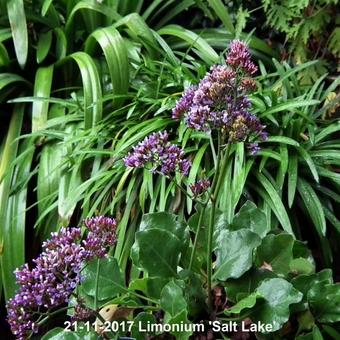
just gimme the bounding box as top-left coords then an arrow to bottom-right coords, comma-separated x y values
226,40 -> 258,75
173,40 -> 266,147
190,179 -> 211,197
124,131 -> 191,176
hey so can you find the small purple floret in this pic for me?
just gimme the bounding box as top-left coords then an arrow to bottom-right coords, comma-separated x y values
124,131 -> 191,176
190,179 -> 211,197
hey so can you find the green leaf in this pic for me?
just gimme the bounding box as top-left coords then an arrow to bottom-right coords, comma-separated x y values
255,171 -> 293,235
131,228 -> 182,277
37,30 -> 52,63
229,201 -> 269,238
297,178 -> 326,237
160,280 -> 187,317
81,257 -> 125,301
0,104 -> 24,300
129,276 -> 169,299
290,258 -> 315,275
291,269 -> 333,298
187,143 -> 208,213
288,153 -> 298,207
226,268 -> 277,303
206,0 -> 234,32
264,136 -> 300,147
41,0 -> 53,16
166,309 -> 193,340
7,0 -> 28,68
178,270 -> 206,317
54,28 -> 67,60
32,65 -> 54,132
235,6 -> 249,38
261,100 -> 320,118
255,233 -> 294,276
140,212 -> 189,251
225,292 -> 263,314
0,73 -> 28,90
85,26 -> 129,108
68,52 -> 103,129
158,24 -> 219,64
37,141 -> 63,238
308,282 -> 340,323
214,229 -> 261,281
254,278 -> 303,332
131,313 -> 157,340
295,146 -> 319,183
160,280 -> 192,339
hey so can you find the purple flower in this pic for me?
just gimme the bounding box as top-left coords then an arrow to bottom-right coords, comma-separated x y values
83,216 -> 117,258
247,142 -> 261,155
172,85 -> 197,120
124,131 -> 191,176
226,40 -> 258,75
7,217 -> 117,339
71,298 -> 95,322
190,179 -> 211,197
172,40 -> 266,148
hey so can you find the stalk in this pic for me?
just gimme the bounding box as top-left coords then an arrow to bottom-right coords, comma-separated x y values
206,143 -> 231,313
188,203 -> 207,270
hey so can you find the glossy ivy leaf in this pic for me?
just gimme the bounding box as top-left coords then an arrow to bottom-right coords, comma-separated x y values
225,268 -> 277,303
225,292 -> 263,314
41,327 -> 98,339
160,280 -> 193,339
225,278 -> 303,332
160,280 -> 187,316
214,229 -> 261,281
131,213 -> 189,277
297,310 -> 315,333
253,278 -> 303,332
129,276 -> 169,299
178,270 -> 206,317
81,257 -> 125,301
140,212 -> 189,249
293,240 -> 314,262
229,201 -> 269,238
291,269 -> 333,303
308,281 -> 340,323
131,228 -> 182,277
166,309 -> 193,340
255,233 -> 294,275
290,258 -> 315,275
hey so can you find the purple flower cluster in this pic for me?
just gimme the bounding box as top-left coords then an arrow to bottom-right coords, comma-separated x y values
71,298 -> 95,322
190,179 -> 211,198
124,131 -> 191,176
7,216 -> 117,339
226,40 -> 258,75
172,40 -> 267,147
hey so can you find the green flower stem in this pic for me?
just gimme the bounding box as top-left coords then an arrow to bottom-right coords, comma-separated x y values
36,306 -> 74,326
207,143 -> 231,313
94,258 -> 100,310
188,202 -> 207,271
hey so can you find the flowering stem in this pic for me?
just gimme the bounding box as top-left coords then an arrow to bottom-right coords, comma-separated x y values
36,306 -> 74,326
94,259 -> 100,311
206,142 -> 231,314
188,203 -> 207,271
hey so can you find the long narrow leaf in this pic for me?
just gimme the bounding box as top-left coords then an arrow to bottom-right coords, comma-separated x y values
7,0 -> 28,68
0,104 -> 24,300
